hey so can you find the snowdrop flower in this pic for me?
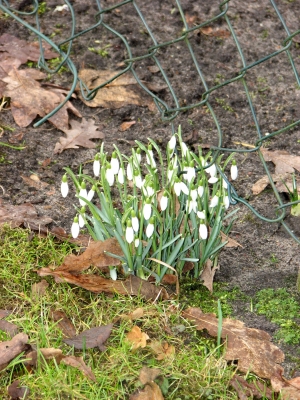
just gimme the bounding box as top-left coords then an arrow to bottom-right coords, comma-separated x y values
231,160 -> 238,180
160,191 -> 168,211
146,144 -> 156,167
71,216 -> 80,238
88,185 -> 96,201
187,196 -> 197,214
127,160 -> 133,181
168,135 -> 176,155
143,198 -> 152,220
167,163 -> 178,182
208,176 -> 218,184
210,193 -> 219,208
78,181 -> 88,206
125,220 -> 134,244
118,167 -> 125,184
197,181 -> 204,197
134,238 -> 140,248
78,207 -> 86,228
133,170 -> 143,189
111,151 -> 120,175
180,180 -> 189,195
174,178 -> 189,196
224,195 -> 230,210
184,161 -> 196,183
146,217 -> 155,238
131,210 -> 139,233
197,210 -> 205,220
135,148 -> 142,165
145,183 -> 155,197
206,163 -> 217,177
109,267 -> 117,281
181,141 -> 188,157
61,174 -> 68,198
106,163 -> 114,186
190,185 -> 197,201
199,221 -> 208,240
93,154 -> 100,177
223,179 -> 228,189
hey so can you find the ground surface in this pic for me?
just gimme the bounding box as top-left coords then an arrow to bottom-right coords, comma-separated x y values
0,0 -> 300,378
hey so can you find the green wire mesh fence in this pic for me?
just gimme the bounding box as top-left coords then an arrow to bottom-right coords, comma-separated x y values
1,0 -> 300,242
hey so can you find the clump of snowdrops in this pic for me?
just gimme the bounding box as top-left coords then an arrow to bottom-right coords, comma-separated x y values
61,127 -> 238,283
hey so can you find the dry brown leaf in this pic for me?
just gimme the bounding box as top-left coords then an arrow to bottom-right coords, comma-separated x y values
139,366 -> 162,385
230,375 -> 274,400
220,230 -> 243,248
0,200 -> 52,229
7,380 -> 30,400
149,341 -> 175,360
61,355 -> 96,382
117,307 -> 144,322
31,280 -> 49,298
0,333 -> 28,370
182,307 -> 284,380
63,324 -> 113,351
78,69 -> 153,109
24,348 -> 63,367
119,120 -> 136,131
38,267 -> 169,301
200,260 -> 219,293
55,238 -> 123,273
252,173 -> 300,195
0,320 -> 18,337
0,310 -> 12,319
126,326 -> 150,350
0,33 -> 57,63
49,310 -> 76,338
54,118 -> 104,153
21,175 -> 49,190
130,382 -> 164,400
271,376 -> 300,398
2,68 -> 82,130
200,26 -> 230,38
261,148 -> 300,175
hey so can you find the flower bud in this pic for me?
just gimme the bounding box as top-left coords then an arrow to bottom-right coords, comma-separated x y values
61,174 -> 69,198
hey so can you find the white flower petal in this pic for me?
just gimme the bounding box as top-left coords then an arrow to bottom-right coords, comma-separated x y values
78,214 -> 85,228
110,267 -> 117,281
111,157 -> 120,175
143,203 -> 152,220
127,163 -> 133,180
174,181 -> 181,197
231,164 -> 238,180
61,181 -> 69,198
87,189 -> 95,201
93,159 -> 100,177
224,195 -> 230,209
79,188 -> 88,206
146,223 -> 154,238
168,135 -> 176,150
160,195 -> 168,211
126,226 -> 134,244
197,186 -> 204,197
106,168 -> 115,186
118,168 -> 125,184
132,216 -> 139,233
208,176 -> 218,184
71,221 -> 79,238
210,195 -> 219,208
197,211 -> 205,220
199,224 -> 208,240
180,181 -> 189,195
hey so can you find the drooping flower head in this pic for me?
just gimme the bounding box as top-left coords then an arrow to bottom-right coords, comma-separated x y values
61,174 -> 69,198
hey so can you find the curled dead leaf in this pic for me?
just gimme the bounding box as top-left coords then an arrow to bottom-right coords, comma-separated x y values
126,326 -> 150,350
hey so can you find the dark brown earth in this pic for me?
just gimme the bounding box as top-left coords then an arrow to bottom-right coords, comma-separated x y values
0,0 -> 300,378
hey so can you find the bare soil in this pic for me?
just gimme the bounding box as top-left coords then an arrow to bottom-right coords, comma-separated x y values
0,0 -> 300,378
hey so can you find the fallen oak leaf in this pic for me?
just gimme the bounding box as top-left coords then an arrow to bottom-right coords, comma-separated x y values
63,324 -> 113,351
252,173 -> 300,195
0,320 -> 19,337
138,366 -> 162,385
182,307 -> 284,380
37,268 -> 169,301
149,341 -> 175,360
31,280 -> 49,298
119,120 -> 136,131
61,355 -> 96,382
49,310 -> 76,338
126,326 -> 150,350
261,148 -> 300,175
54,118 -> 104,153
200,259 -> 219,293
129,382 -> 164,400
24,348 -> 63,367
78,69 -> 153,110
0,333 -> 28,370
7,380 -> 30,400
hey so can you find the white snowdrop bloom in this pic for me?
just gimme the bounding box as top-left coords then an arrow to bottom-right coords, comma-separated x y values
87,185 -> 96,201
185,166 -> 196,183
133,171 -> 143,189
106,165 -> 115,186
93,155 -> 100,177
208,176 -> 218,184
111,152 -> 120,175
197,184 -> 204,198
146,217 -> 155,238
135,148 -> 142,164
71,216 -> 80,238
206,163 -> 217,177
118,168 -> 125,184
146,145 -> 156,167
78,182 -> 88,206
168,135 -> 176,156
190,187 -> 197,201
181,141 -> 188,157
231,160 -> 238,180
127,162 -> 133,181
224,195 -> 230,210
143,199 -> 152,220
223,179 -> 228,189
210,194 -> 219,208
125,222 -> 134,244
199,222 -> 208,240
131,211 -> 139,233
78,214 -> 85,228
180,181 -> 189,195
109,267 -> 117,281
61,175 -> 68,198
174,179 -> 182,197
187,198 -> 197,214
160,192 -> 168,211
197,211 -> 205,220
145,184 -> 155,197
134,238 -> 140,248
